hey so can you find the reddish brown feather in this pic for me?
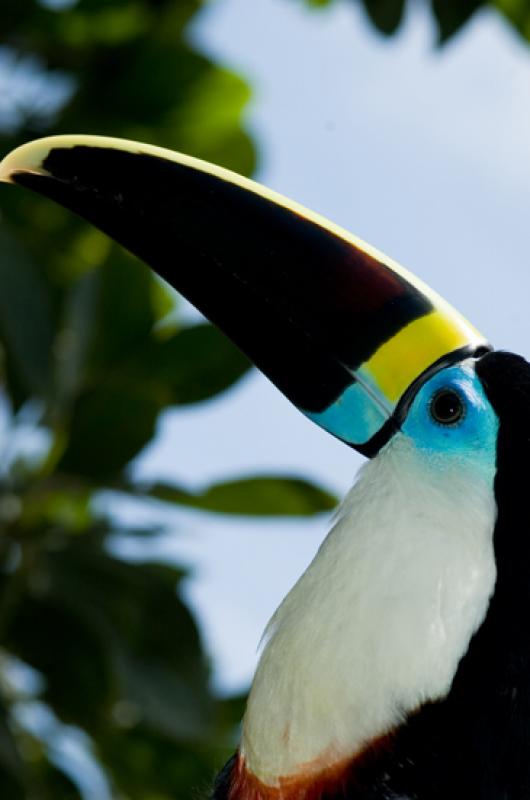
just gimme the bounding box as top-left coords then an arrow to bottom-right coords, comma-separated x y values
227,734 -> 394,800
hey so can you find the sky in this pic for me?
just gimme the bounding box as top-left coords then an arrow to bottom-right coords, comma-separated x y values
112,0 -> 530,694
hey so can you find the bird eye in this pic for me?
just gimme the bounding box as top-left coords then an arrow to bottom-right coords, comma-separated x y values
429,388 -> 465,426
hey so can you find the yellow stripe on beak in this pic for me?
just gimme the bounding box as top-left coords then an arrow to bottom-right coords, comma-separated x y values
364,310 -> 485,405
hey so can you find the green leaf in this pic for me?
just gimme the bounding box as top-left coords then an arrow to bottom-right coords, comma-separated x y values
21,483 -> 94,533
33,754 -> 84,800
215,692 -> 247,738
98,725 -> 224,800
2,695 -> 84,798
0,770 -> 25,800
112,652 -> 210,741
492,1 -> 530,43
5,596 -> 115,733
53,267 -> 100,411
140,475 -> 338,516
57,379 -> 163,479
0,227 -> 54,400
88,249 -> 157,374
304,0 -> 335,6
46,544 -> 212,740
431,0 -> 484,43
131,323 -> 251,406
361,0 -> 407,35
170,66 -> 258,174
0,702 -> 24,784
5,538 -> 212,742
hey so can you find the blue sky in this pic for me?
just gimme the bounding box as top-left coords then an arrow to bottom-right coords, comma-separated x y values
113,0 -> 530,694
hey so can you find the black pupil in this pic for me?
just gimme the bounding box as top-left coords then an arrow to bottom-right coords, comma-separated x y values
430,389 -> 464,425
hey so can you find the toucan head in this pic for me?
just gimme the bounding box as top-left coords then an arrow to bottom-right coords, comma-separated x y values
2,137 -> 530,798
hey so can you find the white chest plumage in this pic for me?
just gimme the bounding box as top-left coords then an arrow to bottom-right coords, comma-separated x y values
241,433 -> 497,788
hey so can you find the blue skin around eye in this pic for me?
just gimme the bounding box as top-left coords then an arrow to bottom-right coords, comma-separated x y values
401,362 -> 499,481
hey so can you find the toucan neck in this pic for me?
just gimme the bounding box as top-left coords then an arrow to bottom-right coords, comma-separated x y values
231,435 -> 497,799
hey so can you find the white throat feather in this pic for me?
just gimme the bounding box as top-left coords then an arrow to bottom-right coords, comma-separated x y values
241,433 -> 497,788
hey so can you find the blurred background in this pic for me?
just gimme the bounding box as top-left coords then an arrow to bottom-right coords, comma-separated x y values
1,0 -> 530,797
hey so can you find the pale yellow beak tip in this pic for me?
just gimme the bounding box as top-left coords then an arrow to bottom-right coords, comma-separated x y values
0,156 -> 16,184
0,138 -> 56,184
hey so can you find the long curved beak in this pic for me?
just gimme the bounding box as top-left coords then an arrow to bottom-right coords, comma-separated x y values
0,135 -> 487,456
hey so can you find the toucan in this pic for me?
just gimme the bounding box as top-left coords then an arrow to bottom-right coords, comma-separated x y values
1,136 -> 529,800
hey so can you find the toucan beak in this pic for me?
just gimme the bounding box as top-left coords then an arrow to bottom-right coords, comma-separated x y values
0,135 -> 488,456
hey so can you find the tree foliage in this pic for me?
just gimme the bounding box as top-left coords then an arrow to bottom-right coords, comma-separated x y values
0,1 -> 337,798
306,0 -> 530,45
